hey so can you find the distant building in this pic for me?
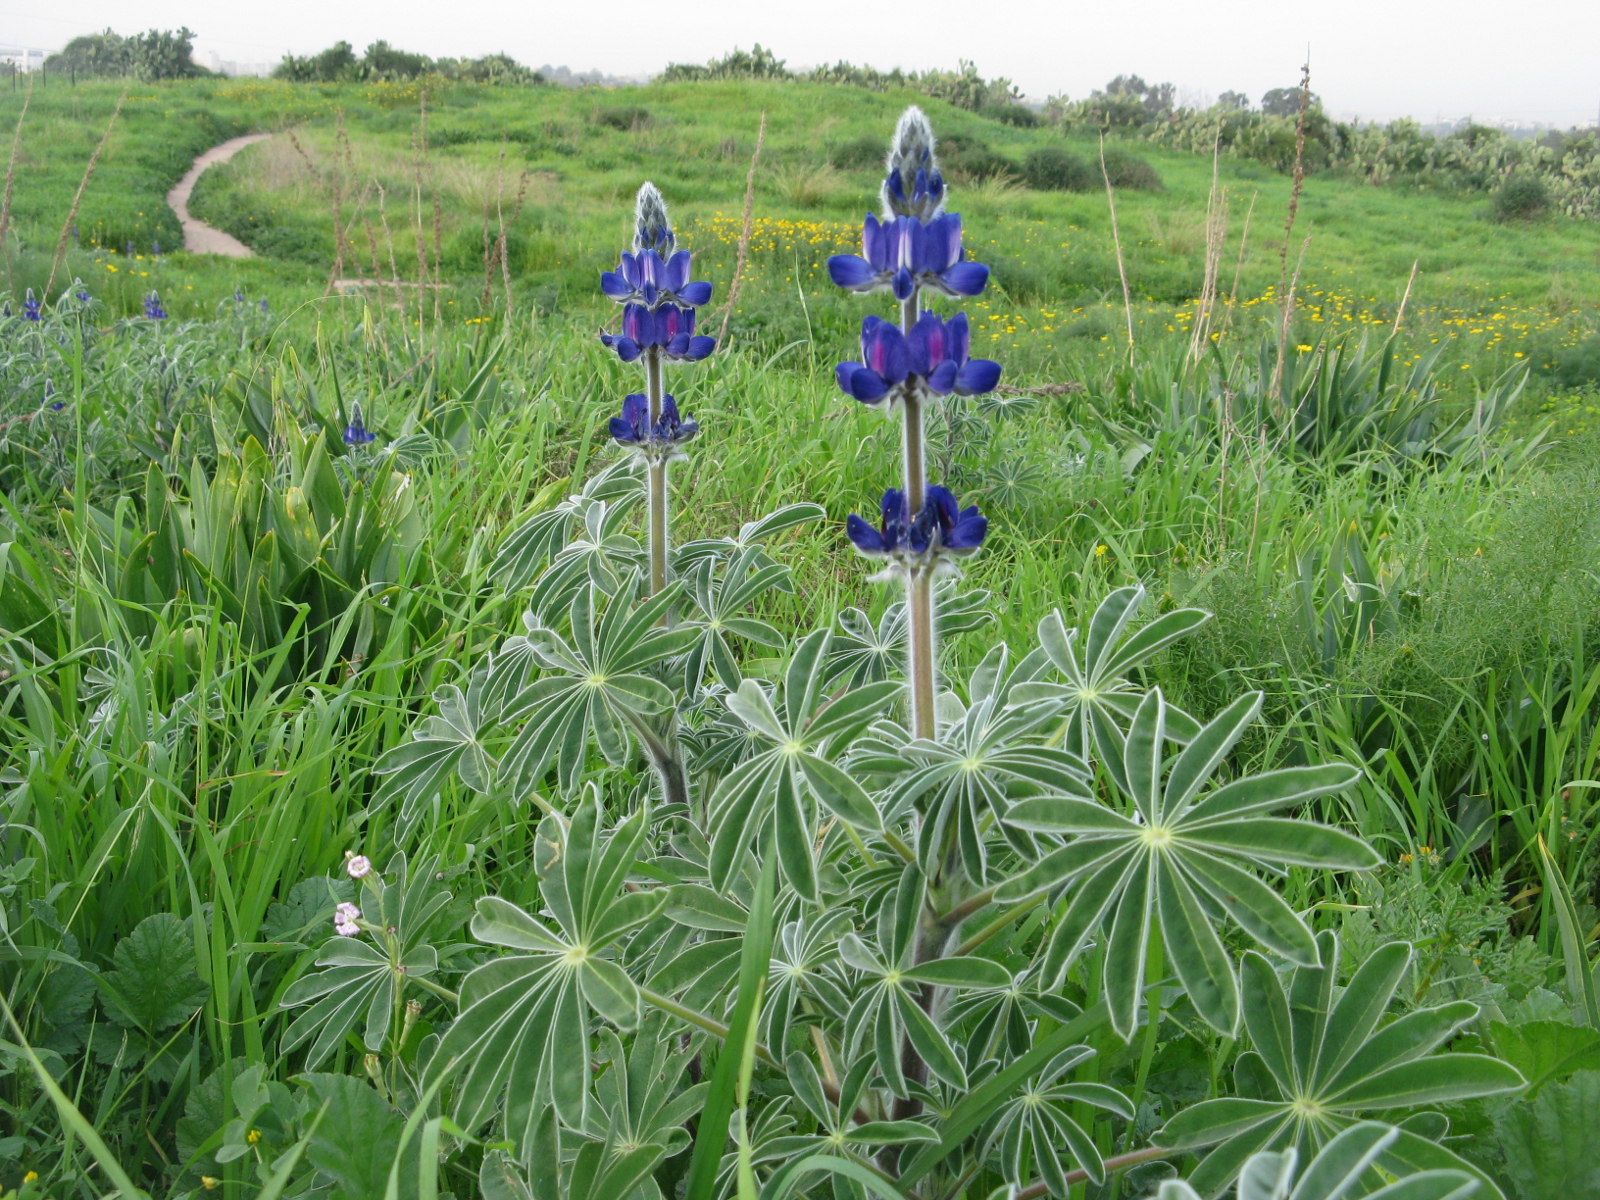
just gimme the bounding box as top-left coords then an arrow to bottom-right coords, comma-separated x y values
207,51 -> 271,78
0,47 -> 47,72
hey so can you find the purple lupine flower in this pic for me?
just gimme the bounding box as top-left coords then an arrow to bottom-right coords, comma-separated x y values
828,213 -> 987,301
22,289 -> 40,321
835,315 -> 912,408
846,485 -> 987,568
906,312 -> 1002,397
344,402 -> 376,446
610,392 -> 699,459
143,292 -> 168,321
72,279 -> 90,303
828,213 -> 917,301
601,304 -> 715,363
152,240 -> 161,258
43,380 -> 65,411
656,304 -> 715,361
601,248 -> 713,309
234,288 -> 246,304
846,488 -> 914,558
259,298 -> 270,314
923,485 -> 988,555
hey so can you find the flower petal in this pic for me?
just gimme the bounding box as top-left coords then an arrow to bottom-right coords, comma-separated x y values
829,254 -> 880,291
955,358 -> 1002,395
941,261 -> 990,296
846,514 -> 887,555
679,280 -> 713,306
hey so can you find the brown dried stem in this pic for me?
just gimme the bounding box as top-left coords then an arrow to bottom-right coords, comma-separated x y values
46,89 -> 124,300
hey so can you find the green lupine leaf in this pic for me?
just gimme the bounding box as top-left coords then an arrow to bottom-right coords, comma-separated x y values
842,1121 -> 940,1144
1156,1098 -> 1288,1149
894,987 -> 967,1089
900,957 -> 1012,989
1188,820 -> 1382,869
1330,1055 -> 1524,1110
1163,691 -> 1261,818
578,957 -> 640,1030
1180,851 -> 1320,966
1183,764 -> 1364,825
1322,1002 -> 1482,1097
1158,858 -> 1239,1034
798,753 -> 882,830
802,680 -> 901,745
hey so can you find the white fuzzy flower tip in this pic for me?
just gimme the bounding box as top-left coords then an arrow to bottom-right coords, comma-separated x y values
345,853 -> 372,879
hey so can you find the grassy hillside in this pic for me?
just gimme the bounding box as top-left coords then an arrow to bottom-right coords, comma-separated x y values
0,73 -> 1598,1198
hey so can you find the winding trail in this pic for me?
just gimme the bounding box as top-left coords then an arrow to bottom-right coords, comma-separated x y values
166,133 -> 273,257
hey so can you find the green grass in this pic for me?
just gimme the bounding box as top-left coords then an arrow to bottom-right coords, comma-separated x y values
0,73 -> 1597,1198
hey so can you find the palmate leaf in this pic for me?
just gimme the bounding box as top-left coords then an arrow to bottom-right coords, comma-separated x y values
859,642 -> 1089,884
1010,585 -> 1210,786
434,798 -> 666,1148
838,863 -> 1013,1096
825,586 -> 995,689
1156,934 -> 1523,1199
680,545 -> 791,695
1155,1122 -> 1479,1200
280,854 -> 452,1068
371,672 -> 495,826
998,688 -> 1376,1038
707,627 -> 899,902
982,1045 -> 1132,1191
490,457 -> 641,593
498,575 -> 697,795
674,502 -> 827,571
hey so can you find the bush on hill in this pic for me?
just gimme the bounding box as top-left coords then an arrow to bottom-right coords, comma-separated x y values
1494,175 -> 1551,221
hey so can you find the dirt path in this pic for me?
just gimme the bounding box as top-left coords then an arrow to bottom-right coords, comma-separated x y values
166,133 -> 273,257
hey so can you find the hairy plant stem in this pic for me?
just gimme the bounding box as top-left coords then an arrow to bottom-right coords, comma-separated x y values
898,292 -> 937,742
645,348 -> 669,598
621,708 -> 689,812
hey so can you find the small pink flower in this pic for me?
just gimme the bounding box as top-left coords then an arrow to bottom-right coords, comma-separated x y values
345,853 -> 372,880
333,902 -> 362,936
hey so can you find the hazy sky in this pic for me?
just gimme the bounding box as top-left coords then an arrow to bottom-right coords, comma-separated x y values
6,0 -> 1598,126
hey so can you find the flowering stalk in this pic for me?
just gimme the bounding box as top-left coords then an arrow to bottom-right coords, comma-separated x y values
600,183 -> 714,600
599,184 -> 713,810
831,109 -> 999,741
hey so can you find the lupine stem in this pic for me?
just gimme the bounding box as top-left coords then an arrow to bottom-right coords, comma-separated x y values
899,293 -> 937,741
644,347 -> 669,597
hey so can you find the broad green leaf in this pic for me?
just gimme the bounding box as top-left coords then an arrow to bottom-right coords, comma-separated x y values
900,956 -> 1011,989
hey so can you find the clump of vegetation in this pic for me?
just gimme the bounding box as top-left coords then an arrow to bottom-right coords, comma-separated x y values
45,26 -> 208,80
1495,174 -> 1551,221
1023,145 -> 1095,191
275,38 -> 549,85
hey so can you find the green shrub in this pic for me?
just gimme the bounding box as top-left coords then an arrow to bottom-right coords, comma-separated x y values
982,101 -> 1040,127
1101,146 -> 1162,190
1494,175 -> 1550,221
593,105 -> 651,131
829,135 -> 884,171
939,133 -> 1015,181
1022,145 -> 1095,191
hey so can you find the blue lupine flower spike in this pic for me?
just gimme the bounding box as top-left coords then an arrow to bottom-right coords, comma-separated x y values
143,292 -> 168,321
846,489 -> 912,558
23,289 -> 42,321
344,402 -> 377,446
72,279 -> 90,303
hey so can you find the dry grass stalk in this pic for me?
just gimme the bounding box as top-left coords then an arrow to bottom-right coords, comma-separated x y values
1100,133 -> 1135,351
46,89 -> 124,299
1270,231 -> 1314,415
1272,60 -> 1312,406
716,111 -> 766,349
1392,260 -> 1419,335
0,75 -> 34,292
376,184 -> 406,313
502,168 -> 531,313
420,89 -> 444,322
1223,189 -> 1258,328
1187,140 -> 1229,363
412,132 -> 430,331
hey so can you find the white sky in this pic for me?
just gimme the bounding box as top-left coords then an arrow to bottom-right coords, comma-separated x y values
5,0 -> 1598,126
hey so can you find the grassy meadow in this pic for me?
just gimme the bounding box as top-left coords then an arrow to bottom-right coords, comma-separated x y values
0,70 -> 1598,1199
